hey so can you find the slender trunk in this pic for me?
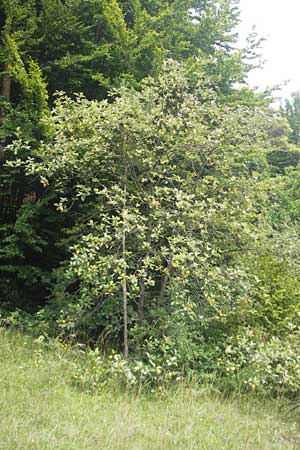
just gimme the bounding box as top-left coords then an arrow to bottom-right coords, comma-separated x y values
2,63 -> 11,100
138,275 -> 145,325
122,153 -> 128,358
95,22 -> 101,43
0,63 -> 11,157
159,274 -> 168,305
159,255 -> 173,306
138,219 -> 152,324
122,221 -> 128,357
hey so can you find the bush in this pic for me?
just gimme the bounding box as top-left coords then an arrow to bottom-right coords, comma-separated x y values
217,326 -> 300,397
72,337 -> 185,393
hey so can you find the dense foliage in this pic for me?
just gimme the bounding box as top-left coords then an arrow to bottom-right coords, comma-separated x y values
1,0 -> 300,395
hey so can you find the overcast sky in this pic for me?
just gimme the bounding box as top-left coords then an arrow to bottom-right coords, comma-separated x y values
237,0 -> 300,100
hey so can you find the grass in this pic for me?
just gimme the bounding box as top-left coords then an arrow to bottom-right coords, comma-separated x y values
0,330 -> 300,450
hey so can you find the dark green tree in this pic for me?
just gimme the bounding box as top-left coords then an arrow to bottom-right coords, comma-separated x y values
283,91 -> 300,145
0,0 -> 62,310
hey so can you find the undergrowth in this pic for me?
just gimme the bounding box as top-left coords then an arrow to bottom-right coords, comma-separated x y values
0,328 -> 300,450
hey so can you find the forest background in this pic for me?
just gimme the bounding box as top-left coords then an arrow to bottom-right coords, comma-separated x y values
2,0 -> 300,395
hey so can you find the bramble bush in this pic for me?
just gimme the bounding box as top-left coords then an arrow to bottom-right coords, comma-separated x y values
2,308 -> 300,397
217,326 -> 300,397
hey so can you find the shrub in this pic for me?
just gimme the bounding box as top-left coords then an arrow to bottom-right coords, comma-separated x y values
217,326 -> 300,397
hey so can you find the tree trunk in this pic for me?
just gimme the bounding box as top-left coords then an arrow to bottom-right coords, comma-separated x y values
159,255 -> 173,305
138,219 -> 152,324
0,63 -> 11,156
122,228 -> 128,357
2,63 -> 11,100
138,276 -> 145,325
122,153 -> 128,358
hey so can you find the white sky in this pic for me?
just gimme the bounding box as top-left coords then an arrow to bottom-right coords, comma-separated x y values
237,0 -> 300,100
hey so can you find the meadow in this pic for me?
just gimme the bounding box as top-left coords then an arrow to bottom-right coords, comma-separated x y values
1,330 -> 300,450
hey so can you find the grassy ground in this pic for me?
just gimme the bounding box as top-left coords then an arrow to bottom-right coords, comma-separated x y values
0,330 -> 300,450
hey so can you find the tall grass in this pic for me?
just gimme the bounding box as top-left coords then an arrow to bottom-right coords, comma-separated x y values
0,329 -> 299,450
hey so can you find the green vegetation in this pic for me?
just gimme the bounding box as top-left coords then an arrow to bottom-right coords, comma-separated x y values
1,330 -> 300,450
283,91 -> 300,145
2,0 -> 300,409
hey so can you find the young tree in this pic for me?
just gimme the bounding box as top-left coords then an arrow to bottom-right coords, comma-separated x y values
283,91 -> 300,145
25,61 -> 270,352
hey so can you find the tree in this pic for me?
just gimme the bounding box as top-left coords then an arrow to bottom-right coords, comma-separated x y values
31,0 -> 254,100
282,91 -> 300,145
0,0 -> 265,314
25,61 -> 270,353
0,0 -> 58,310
